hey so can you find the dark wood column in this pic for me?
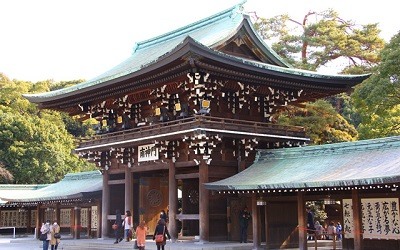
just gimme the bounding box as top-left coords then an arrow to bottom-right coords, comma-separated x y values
55,203 -> 60,225
87,207 -> 92,238
352,190 -> 362,250
265,202 -> 270,250
97,201 -> 102,238
168,160 -> 178,240
36,204 -> 41,238
101,171 -> 110,238
199,159 -> 209,242
297,192 -> 306,250
74,206 -> 81,239
27,208 -> 32,234
252,193 -> 261,249
124,167 -> 133,214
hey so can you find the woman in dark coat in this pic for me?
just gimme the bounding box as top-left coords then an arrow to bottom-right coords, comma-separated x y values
153,219 -> 171,250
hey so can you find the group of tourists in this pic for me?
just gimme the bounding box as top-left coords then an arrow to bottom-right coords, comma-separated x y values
40,219 -> 61,250
112,209 -> 171,250
306,206 -> 342,241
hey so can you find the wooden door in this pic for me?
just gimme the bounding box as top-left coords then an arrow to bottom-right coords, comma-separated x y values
139,177 -> 169,234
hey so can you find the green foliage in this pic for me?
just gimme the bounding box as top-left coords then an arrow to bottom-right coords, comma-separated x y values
276,100 -> 358,144
255,9 -> 386,143
255,9 -> 385,72
352,32 -> 400,139
0,73 -> 95,184
306,201 -> 328,223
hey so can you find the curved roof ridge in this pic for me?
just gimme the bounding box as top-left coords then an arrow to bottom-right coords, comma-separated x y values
63,170 -> 102,180
258,136 -> 400,160
134,1 -> 245,52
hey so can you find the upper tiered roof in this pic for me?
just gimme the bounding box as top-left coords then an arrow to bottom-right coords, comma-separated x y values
24,2 -> 369,108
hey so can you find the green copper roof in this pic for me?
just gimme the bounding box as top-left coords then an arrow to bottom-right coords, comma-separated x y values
206,136 -> 400,191
0,171 -> 102,203
24,1 -> 369,104
0,184 -> 48,205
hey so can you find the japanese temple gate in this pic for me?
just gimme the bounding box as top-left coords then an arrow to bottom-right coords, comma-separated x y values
22,2 -> 375,249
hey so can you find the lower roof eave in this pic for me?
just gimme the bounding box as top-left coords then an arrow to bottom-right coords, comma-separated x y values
205,176 -> 400,192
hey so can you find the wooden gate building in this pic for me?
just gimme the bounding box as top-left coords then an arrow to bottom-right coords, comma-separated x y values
23,3 -> 368,242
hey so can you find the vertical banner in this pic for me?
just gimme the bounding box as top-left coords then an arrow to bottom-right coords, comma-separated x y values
343,198 -> 400,239
343,199 -> 354,238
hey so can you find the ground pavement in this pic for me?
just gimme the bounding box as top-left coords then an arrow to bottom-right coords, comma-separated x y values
0,236 -> 341,250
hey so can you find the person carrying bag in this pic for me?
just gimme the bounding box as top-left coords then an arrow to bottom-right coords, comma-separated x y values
153,219 -> 171,250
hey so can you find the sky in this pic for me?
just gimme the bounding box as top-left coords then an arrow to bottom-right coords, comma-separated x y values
0,0 -> 398,82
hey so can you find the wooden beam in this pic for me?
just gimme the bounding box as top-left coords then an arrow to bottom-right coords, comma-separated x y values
168,161 -> 178,240
252,194 -> 261,248
352,190 -> 362,250
199,159 -> 209,242
175,173 -> 199,180
265,203 -> 270,250
108,179 -> 125,185
176,214 -> 200,220
131,164 -> 169,172
101,172 -> 110,238
175,161 -> 198,168
297,192 -> 306,250
124,167 -> 133,213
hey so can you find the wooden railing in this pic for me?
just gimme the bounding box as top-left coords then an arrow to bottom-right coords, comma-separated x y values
76,115 -> 306,150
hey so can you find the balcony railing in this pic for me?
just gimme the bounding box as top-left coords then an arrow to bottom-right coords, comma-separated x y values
76,115 -> 307,151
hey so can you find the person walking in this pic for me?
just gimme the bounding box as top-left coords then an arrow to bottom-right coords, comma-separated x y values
153,219 -> 171,250
123,210 -> 133,242
239,206 -> 251,243
135,220 -> 148,250
40,220 -> 51,250
50,221 -> 60,250
113,209 -> 123,244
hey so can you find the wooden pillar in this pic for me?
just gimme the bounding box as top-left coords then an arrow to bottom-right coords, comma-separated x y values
36,204 -> 41,238
97,201 -> 102,238
55,203 -> 60,225
352,190 -> 363,250
87,207 -> 92,238
74,206 -> 81,239
252,194 -> 260,249
199,159 -> 209,242
297,192 -> 307,250
124,167 -> 133,215
168,160 -> 178,240
101,171 -> 110,238
26,208 -> 31,234
264,203 -> 270,250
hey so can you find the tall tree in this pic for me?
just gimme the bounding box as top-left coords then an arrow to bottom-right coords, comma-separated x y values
254,9 -> 384,72
254,9 -> 385,143
0,73 -> 95,184
352,32 -> 400,139
275,100 -> 358,144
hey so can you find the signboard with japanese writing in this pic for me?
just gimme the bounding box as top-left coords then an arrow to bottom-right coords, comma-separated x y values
343,198 -> 400,239
343,199 -> 354,238
138,144 -> 159,162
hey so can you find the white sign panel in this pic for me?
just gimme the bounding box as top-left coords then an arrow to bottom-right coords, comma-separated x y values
138,144 -> 159,162
343,199 -> 354,238
342,198 -> 400,239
